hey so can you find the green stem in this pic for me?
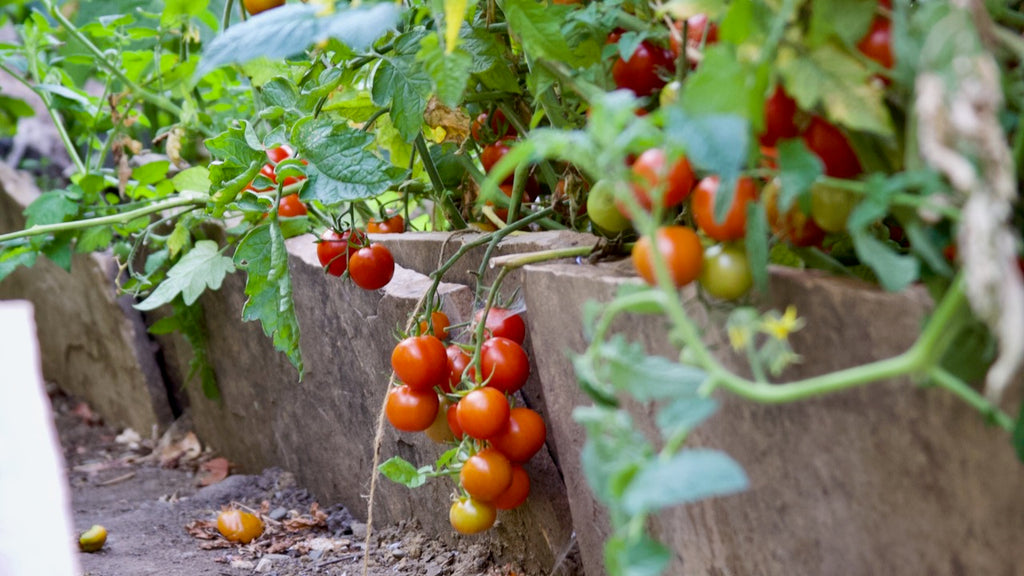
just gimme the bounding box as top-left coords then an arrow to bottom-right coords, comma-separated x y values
490,245 -> 598,269
0,195 -> 209,244
221,0 -> 235,30
415,133 -> 467,230
927,367 -> 1014,431
904,275 -> 966,367
818,176 -> 961,221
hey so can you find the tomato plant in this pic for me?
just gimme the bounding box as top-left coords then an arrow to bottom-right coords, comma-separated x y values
446,344 -> 470,390
348,243 -> 395,290
474,308 -> 526,345
367,213 -> 404,234
420,311 -> 451,341
449,497 -> 496,535
611,40 -> 675,97
759,86 -> 800,147
692,177 -> 758,242
631,226 -> 703,288
802,116 -> 862,179
278,194 -> 308,218
490,407 -> 547,463
472,110 -> 517,143
317,229 -> 365,277
588,180 -> 633,234
385,385 -> 440,432
625,149 -> 695,215
456,388 -> 510,440
391,335 -> 449,392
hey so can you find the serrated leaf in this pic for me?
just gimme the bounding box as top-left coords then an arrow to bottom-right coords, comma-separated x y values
233,222 -> 303,375
776,138 -> 822,212
196,3 -> 401,79
621,450 -> 748,515
777,43 -> 893,135
372,56 -> 432,142
135,240 -> 235,310
292,117 -> 404,204
379,456 -> 428,488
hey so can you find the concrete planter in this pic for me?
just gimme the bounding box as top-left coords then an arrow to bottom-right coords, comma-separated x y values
3,165 -> 1022,575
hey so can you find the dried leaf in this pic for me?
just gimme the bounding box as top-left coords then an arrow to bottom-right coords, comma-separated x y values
197,457 -> 231,487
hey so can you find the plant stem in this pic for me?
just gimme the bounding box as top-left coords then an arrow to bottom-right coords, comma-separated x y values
819,176 -> 961,221
221,0 -> 235,30
415,133 -> 467,230
0,195 -> 209,244
928,367 -> 1014,431
490,245 -> 598,268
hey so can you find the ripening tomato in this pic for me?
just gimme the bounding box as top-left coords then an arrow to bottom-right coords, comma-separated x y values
391,335 -> 450,391
277,194 -> 307,217
488,184 -> 516,221
385,385 -> 440,432
446,403 -> 464,439
490,407 -> 546,463
587,180 -> 633,234
473,307 -> 526,344
471,110 -> 517,143
449,497 -> 496,534
763,180 -> 826,247
623,149 -> 695,215
420,311 -> 451,340
631,226 -> 703,288
759,86 -> 800,147
803,116 -> 861,179
692,176 -> 758,242
699,244 -> 753,301
612,40 -> 675,97
480,141 -> 513,173
243,0 -> 284,15
367,213 -> 404,234
460,448 -> 514,502
424,400 -> 456,443
456,387 -> 510,440
348,243 -> 395,290
446,344 -> 470,391
492,465 -> 530,510
810,182 -> 858,233
480,337 -> 530,394
216,510 -> 264,543
316,229 -> 365,277
857,17 -> 893,69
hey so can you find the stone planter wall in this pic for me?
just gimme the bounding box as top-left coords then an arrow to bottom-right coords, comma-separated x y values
3,164 -> 1023,575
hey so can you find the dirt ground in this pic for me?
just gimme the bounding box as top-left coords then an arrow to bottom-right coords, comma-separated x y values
55,391 -> 522,576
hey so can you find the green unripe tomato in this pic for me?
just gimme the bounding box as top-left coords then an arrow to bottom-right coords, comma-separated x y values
698,243 -> 752,300
587,180 -> 632,234
810,182 -> 857,233
659,80 -> 681,108
79,525 -> 107,553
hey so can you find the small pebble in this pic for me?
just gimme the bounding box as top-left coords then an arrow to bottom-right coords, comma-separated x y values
308,549 -> 324,561
269,507 -> 288,521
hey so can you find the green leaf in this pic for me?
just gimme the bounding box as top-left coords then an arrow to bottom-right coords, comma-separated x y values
135,240 -> 236,310
462,26 -> 521,93
233,222 -> 304,375
196,3 -> 401,79
172,166 -> 211,193
75,226 -> 113,253
776,138 -> 822,212
161,0 -> 209,26
167,222 -> 191,258
656,396 -> 718,439
807,0 -> 875,46
621,450 -> 748,515
605,534 -> 671,576
24,190 -> 78,227
849,231 -> 918,292
0,244 -> 37,283
745,201 -> 769,292
503,0 -> 577,63
418,35 -> 472,107
664,110 -> 749,223
593,335 -> 706,401
372,55 -> 432,142
292,117 -> 404,204
379,456 -> 428,488
679,47 -> 757,119
132,161 -> 170,186
777,43 -> 893,135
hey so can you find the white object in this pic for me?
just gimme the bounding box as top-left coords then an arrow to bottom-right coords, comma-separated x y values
0,301 -> 80,576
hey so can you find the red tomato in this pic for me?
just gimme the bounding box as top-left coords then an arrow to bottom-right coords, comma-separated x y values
446,344 -> 470,391
612,40 -> 675,97
803,116 -> 861,179
471,110 -> 517,142
367,213 -> 404,234
449,497 -> 496,534
480,337 -> 530,394
277,194 -> 307,217
759,86 -> 800,147
488,183 -> 516,221
460,448 -> 513,502
692,176 -> 758,241
857,17 -> 893,69
420,311 -> 451,341
480,141 -> 513,173
385,385 -> 440,432
456,387 -> 510,440
391,335 -> 449,392
624,149 -> 695,215
490,407 -> 546,463
631,226 -> 703,288
492,465 -> 530,510
348,243 -> 395,290
316,229 -> 365,277
265,145 -> 293,164
473,307 -> 526,344
446,403 -> 464,439
670,13 -> 719,59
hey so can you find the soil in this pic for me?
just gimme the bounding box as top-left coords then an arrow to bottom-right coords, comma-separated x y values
55,391 -> 521,576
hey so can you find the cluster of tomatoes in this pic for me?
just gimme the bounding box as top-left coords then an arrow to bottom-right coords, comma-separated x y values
385,307 -> 547,535
315,219 -> 401,290
245,145 -> 309,218
591,4 -> 893,299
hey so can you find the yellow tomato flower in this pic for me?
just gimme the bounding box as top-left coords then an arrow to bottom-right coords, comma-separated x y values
761,306 -> 804,341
